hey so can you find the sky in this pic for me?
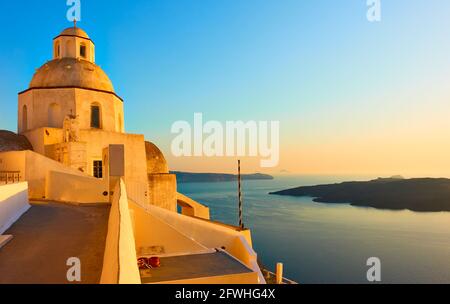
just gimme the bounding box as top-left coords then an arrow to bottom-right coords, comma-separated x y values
1,0 -> 450,176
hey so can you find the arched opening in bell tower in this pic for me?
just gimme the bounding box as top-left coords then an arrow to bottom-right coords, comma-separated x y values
54,41 -> 60,59
80,43 -> 87,59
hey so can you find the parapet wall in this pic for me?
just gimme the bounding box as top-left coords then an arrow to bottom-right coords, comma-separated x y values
45,170 -> 109,204
0,150 -> 108,204
177,192 -> 210,220
100,179 -> 141,284
0,182 -> 30,235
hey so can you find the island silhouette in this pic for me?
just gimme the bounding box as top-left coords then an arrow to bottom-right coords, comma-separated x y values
270,176 -> 450,212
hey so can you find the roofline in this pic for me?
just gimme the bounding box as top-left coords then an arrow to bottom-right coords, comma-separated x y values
53,35 -> 95,45
18,86 -> 123,102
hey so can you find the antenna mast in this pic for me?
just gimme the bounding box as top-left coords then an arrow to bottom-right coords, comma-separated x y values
238,160 -> 244,230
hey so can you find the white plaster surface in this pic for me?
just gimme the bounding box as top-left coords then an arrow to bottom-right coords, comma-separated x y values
0,235 -> 13,249
0,182 -> 31,235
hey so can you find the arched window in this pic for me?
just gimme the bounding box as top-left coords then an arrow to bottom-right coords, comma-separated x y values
80,43 -> 87,59
54,42 -> 60,58
48,103 -> 62,128
22,105 -> 28,132
91,104 -> 102,129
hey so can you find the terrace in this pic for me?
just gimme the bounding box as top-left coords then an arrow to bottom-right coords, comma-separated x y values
140,251 -> 255,284
0,180 -> 266,284
0,202 -> 109,284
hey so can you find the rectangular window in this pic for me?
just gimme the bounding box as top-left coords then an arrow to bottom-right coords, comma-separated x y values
91,106 -> 100,129
80,45 -> 86,58
93,160 -> 103,178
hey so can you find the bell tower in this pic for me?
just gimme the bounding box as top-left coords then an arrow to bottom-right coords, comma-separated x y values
53,20 -> 95,62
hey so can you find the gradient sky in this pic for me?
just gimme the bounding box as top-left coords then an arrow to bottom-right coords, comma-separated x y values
1,0 -> 450,176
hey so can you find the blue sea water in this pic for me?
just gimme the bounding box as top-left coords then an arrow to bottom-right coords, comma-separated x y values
178,175 -> 450,284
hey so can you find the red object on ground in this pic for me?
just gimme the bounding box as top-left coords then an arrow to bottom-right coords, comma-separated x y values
137,257 -> 161,269
149,257 -> 161,268
138,257 -> 149,270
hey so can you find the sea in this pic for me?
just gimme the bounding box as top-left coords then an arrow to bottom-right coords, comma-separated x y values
177,175 -> 450,284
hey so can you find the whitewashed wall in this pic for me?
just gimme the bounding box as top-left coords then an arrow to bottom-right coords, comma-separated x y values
0,182 -> 30,235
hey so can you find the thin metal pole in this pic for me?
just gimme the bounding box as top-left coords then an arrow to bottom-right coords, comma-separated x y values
238,160 -> 244,230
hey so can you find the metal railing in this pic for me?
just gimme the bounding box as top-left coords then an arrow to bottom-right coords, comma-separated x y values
0,171 -> 21,185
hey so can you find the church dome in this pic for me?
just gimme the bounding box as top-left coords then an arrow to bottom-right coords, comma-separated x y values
58,27 -> 90,39
29,58 -> 115,93
145,141 -> 169,174
0,131 -> 33,152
